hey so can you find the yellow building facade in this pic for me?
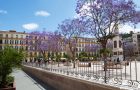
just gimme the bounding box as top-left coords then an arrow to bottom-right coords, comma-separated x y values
0,30 -> 27,50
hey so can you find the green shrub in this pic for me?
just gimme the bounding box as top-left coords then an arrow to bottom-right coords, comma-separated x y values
0,46 -> 24,88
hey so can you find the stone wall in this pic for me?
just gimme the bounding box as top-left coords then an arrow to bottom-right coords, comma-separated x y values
22,66 -> 122,90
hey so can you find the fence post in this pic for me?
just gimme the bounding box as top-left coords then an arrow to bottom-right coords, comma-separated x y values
104,59 -> 107,83
135,59 -> 137,81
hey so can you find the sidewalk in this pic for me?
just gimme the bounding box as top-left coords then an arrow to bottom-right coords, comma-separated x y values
12,69 -> 54,90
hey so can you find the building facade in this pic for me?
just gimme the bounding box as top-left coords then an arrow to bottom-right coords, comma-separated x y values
76,37 -> 97,56
112,35 -> 123,61
0,30 -> 125,61
132,32 -> 140,55
0,30 -> 27,50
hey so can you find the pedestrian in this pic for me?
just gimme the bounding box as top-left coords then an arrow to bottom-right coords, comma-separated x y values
117,57 -> 120,64
38,58 -> 41,67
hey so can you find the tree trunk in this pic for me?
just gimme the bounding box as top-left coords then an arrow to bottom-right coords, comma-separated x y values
58,61 -> 60,67
72,54 -> 76,68
73,61 -> 75,68
0,75 -> 7,88
102,42 -> 108,83
103,51 -> 107,71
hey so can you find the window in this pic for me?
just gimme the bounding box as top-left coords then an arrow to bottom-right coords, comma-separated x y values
114,52 -> 117,55
114,41 -> 117,48
20,40 -> 23,44
9,40 -> 14,44
119,52 -> 123,55
26,41 -> 28,44
0,40 -> 2,44
21,35 -> 23,38
12,40 -> 14,44
5,40 -> 8,44
119,40 -> 122,48
0,46 -> 2,50
15,40 -> 19,44
10,40 -> 12,44
0,34 -> 3,38
11,34 -> 13,38
137,35 -> 140,38
76,48 -> 78,52
81,44 -> 83,47
16,35 -> 18,38
6,34 -> 8,38
15,40 -> 17,44
81,48 -> 83,52
79,44 -> 81,47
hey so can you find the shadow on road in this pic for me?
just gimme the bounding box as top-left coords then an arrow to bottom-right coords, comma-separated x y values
23,70 -> 57,90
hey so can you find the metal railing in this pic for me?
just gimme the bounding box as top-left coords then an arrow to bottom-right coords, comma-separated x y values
23,59 -> 140,89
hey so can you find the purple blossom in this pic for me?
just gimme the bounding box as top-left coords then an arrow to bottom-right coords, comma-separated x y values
76,0 -> 140,49
26,31 -> 51,59
58,18 -> 86,59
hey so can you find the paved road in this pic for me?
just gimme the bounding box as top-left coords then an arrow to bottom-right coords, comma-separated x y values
12,69 -> 55,90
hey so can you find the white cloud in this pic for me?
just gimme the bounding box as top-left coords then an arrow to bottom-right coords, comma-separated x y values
35,10 -> 50,17
119,25 -> 140,33
0,10 -> 7,14
134,28 -> 140,33
22,23 -> 39,30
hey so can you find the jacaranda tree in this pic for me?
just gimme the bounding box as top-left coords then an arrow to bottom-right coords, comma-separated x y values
76,0 -> 140,82
48,30 -> 62,66
58,18 -> 86,68
27,31 -> 49,61
124,42 -> 135,59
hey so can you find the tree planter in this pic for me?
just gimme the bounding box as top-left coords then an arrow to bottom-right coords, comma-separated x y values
102,65 -> 123,69
0,82 -> 16,90
92,61 -> 101,65
63,62 -> 72,66
78,62 -> 90,67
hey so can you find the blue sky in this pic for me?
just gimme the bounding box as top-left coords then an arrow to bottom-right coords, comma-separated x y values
0,0 -> 140,33
0,0 -> 76,32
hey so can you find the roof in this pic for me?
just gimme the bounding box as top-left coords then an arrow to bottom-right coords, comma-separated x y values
0,30 -> 28,34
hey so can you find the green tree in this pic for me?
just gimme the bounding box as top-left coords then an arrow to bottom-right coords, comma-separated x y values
55,53 -> 61,67
0,47 -> 24,88
63,53 -> 70,60
78,52 -> 87,61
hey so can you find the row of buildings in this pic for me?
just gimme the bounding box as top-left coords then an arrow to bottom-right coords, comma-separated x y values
0,30 -> 139,61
